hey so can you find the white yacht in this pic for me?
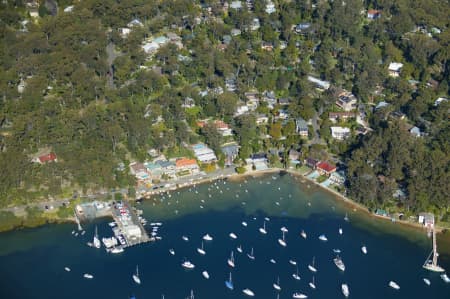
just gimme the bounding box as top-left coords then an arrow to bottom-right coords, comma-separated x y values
270,258 -> 277,264
64,267 -> 71,272
292,292 -> 307,298
278,231 -> 287,247
339,228 -> 343,235
308,257 -> 317,272
341,284 -> 349,297
83,273 -> 94,279
229,232 -> 237,239
389,280 -> 400,289
237,245 -> 243,253
202,271 -> 210,279
441,273 -> 450,283
361,246 -> 368,254
423,278 -> 431,285
334,256 -> 345,272
110,246 -> 124,254
292,267 -> 301,280
281,226 -> 288,233
182,235 -> 189,242
182,260 -> 195,269
197,241 -> 206,255
169,248 -> 175,255
259,221 -> 267,234
227,251 -> 235,267
242,288 -> 255,297
273,276 -> 281,291
309,276 -> 316,289
318,234 -> 328,241
289,259 -> 297,265
247,248 -> 255,260
203,234 -> 213,241
242,221 -> 248,227
300,230 -> 307,239
132,265 -> 141,285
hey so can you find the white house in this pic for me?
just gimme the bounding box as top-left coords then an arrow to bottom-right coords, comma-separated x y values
388,62 -> 403,77
265,1 -> 276,14
331,127 -> 351,140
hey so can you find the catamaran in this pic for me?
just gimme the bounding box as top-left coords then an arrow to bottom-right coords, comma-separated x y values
423,228 -> 445,272
197,241 -> 206,255
334,256 -> 345,271
247,247 -> 255,260
225,272 -> 234,290
259,221 -> 267,234
341,284 -> 349,297
132,265 -> 141,285
227,251 -> 235,267
278,230 -> 287,247
273,276 -> 281,291
93,226 -> 101,249
308,257 -> 317,272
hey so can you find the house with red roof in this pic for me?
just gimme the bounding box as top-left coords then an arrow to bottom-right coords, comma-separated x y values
33,152 -> 58,164
175,158 -> 199,174
316,161 -> 337,176
367,9 -> 381,20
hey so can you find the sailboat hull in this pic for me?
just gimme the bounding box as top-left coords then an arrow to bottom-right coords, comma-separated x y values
423,263 -> 445,272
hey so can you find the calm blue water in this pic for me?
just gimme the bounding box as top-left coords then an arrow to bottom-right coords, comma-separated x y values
0,173 -> 449,299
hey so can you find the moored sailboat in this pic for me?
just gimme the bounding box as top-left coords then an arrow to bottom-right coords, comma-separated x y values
423,228 -> 445,272
225,272 -> 233,290
227,251 -> 235,267
132,265 -> 141,285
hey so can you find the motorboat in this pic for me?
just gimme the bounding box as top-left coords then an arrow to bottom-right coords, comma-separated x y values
389,280 -> 400,289
227,251 -> 235,267
242,221 -> 248,227
289,259 -> 297,265
270,259 -> 277,264
225,272 -> 234,290
229,232 -> 237,239
182,235 -> 189,241
278,231 -> 287,247
339,228 -> 343,235
197,241 -> 206,255
108,222 -> 116,227
202,271 -> 210,279
247,248 -> 255,260
334,256 -> 345,271
273,276 -> 281,291
318,234 -> 328,241
132,265 -> 141,285
203,234 -> 213,241
341,284 -> 349,297
344,213 -> 349,222
292,292 -> 307,298
281,226 -> 288,233
169,248 -> 175,255
111,246 -> 124,254
242,288 -> 255,297
308,257 -> 317,272
441,273 -> 450,283
292,267 -> 301,280
265,217 -> 271,221
333,249 -> 341,254
64,267 -> 71,272
423,278 -> 431,285
259,221 -> 267,234
309,276 -> 316,289
93,226 -> 101,249
361,246 -> 368,254
300,230 -> 307,239
182,260 -> 195,269
83,273 -> 94,279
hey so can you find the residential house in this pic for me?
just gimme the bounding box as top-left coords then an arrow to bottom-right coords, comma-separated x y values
142,41 -> 160,54
246,153 -> 268,171
33,152 -> 58,164
127,19 -> 144,28
225,77 -> 237,91
26,1 -> 39,18
307,76 -> 330,90
418,212 -> 434,229
261,42 -> 274,51
119,28 -> 131,38
331,126 -> 351,140
63,5 -> 74,12
256,114 -> 269,125
367,9 -> 381,19
223,35 -> 232,45
375,101 -> 389,110
130,162 -> 150,181
295,118 -> 309,137
156,160 -> 176,178
328,112 -> 357,123
235,104 -> 249,116
265,1 -> 276,14
175,158 -> 199,175
288,149 -> 301,167
294,23 -> 311,34
221,143 -> 240,166
214,120 -> 233,136
316,161 -> 337,176
182,97 -> 196,108
336,91 -> 357,111
230,1 -> 242,9
231,28 -> 241,36
192,143 -> 217,163
434,97 -> 448,106
305,157 -> 319,169
388,62 -> 403,77
250,18 -> 260,31
262,91 -> 277,108
410,126 -> 422,137
278,98 -> 290,106
277,109 -> 289,120
329,171 -> 346,185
